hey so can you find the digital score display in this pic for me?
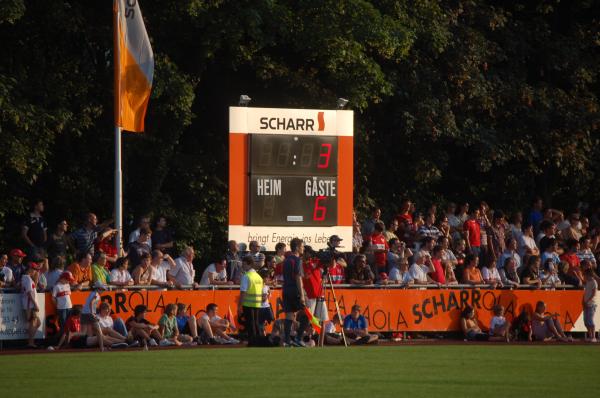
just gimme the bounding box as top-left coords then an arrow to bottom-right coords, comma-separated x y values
249,176 -> 338,226
250,135 -> 338,176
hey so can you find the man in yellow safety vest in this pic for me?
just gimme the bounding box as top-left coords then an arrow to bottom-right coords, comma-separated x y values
238,255 -> 263,345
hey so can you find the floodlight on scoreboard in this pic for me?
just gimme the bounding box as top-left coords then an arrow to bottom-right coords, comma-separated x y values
228,107 -> 353,251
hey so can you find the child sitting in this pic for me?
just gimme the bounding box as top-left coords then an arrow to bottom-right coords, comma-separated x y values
489,304 -> 511,342
511,309 -> 533,342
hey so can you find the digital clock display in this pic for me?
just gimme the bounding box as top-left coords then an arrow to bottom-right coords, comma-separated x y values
249,175 -> 338,226
249,134 -> 338,176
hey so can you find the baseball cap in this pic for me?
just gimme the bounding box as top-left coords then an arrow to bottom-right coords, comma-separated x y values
10,248 -> 26,258
329,235 -> 343,242
28,262 -> 42,270
60,271 -> 76,283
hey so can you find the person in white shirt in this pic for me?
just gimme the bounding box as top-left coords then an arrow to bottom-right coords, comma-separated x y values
110,257 -> 134,287
518,224 -> 539,258
489,304 -> 510,342
150,250 -> 176,289
21,262 -> 42,348
97,302 -> 127,347
52,271 -> 75,330
389,260 -> 414,287
172,246 -> 199,288
200,258 -> 233,286
482,262 -> 503,288
409,251 -> 434,285
198,303 -> 239,344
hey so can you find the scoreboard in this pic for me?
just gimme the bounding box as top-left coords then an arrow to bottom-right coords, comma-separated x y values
228,107 -> 353,250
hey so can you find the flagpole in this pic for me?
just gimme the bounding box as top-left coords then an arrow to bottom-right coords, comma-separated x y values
114,0 -> 123,255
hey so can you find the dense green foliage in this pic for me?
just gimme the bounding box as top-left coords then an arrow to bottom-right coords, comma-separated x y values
1,346 -> 599,397
0,1 -> 598,261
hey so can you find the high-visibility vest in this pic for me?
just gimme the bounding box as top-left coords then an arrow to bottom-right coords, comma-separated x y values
242,270 -> 263,308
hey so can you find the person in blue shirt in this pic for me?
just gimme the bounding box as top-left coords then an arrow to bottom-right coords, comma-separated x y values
343,305 -> 378,345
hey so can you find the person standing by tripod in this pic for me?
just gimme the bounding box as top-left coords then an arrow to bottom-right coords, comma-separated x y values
282,238 -> 309,347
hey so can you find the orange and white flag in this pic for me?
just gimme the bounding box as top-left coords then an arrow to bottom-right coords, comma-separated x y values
114,0 -> 154,132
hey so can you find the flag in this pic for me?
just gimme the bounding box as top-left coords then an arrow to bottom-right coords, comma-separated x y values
226,306 -> 237,331
304,306 -> 322,335
114,0 -> 154,132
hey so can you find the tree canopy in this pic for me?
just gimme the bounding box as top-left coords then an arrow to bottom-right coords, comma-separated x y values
1,0 -> 598,261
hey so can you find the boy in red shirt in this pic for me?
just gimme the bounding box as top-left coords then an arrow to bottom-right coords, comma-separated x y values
370,222 -> 389,280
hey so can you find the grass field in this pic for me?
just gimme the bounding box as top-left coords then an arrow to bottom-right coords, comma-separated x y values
1,345 -> 599,398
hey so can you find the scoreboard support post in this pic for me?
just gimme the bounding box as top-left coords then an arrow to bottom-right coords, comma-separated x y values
228,106 -> 353,251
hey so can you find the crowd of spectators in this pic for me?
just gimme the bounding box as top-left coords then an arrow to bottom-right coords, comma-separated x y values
1,197 -> 600,347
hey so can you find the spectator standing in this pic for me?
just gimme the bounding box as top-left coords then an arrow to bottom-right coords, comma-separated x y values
463,208 -> 481,257
21,262 -> 42,348
462,254 -> 484,285
8,248 -> 27,287
248,241 -> 266,269
45,256 -> 66,290
150,250 -> 176,289
110,257 -> 134,287
499,258 -> 520,288
508,212 -> 524,242
21,199 -> 47,258
361,208 -> 381,237
91,252 -> 110,285
496,237 -> 521,272
519,224 -> 539,258
132,253 -> 153,286
238,255 -> 263,345
171,246 -> 198,288
225,240 -> 243,284
527,197 -> 544,233
577,237 -> 597,269
46,220 -> 71,260
446,202 -> 461,241
152,216 -> 174,254
439,236 -> 457,268
0,253 -> 14,287
127,227 -> 152,268
417,214 -> 442,242
95,230 -> 118,265
200,258 -> 232,286
71,213 -> 111,256
396,199 -> 413,228
347,254 -> 374,285
583,268 -> 598,342
560,239 -> 584,286
52,271 -> 75,330
128,216 -> 152,248
370,222 -> 389,278
429,246 -> 446,285
487,210 -> 507,267
383,219 -> 399,241
477,202 -> 491,261
67,252 -> 92,290
352,212 -> 363,253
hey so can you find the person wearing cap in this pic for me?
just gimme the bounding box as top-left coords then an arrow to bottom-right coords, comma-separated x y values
81,281 -> 108,351
343,305 -> 378,345
0,253 -> 14,288
52,271 -> 75,330
8,248 -> 27,287
21,261 -> 42,348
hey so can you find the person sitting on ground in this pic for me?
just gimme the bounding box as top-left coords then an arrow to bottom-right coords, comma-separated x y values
126,304 -> 162,347
489,304 -> 510,342
91,251 -> 110,285
482,258 -> 503,288
158,303 -> 194,346
80,281 -> 108,351
521,255 -> 543,289
55,305 -> 99,350
97,302 -> 128,348
511,309 -> 533,342
460,305 -> 488,341
532,301 -> 571,342
462,254 -> 484,285
343,305 -> 378,345
67,252 -> 92,290
150,250 -> 176,289
499,257 -> 520,288
199,257 -> 233,286
110,257 -> 134,288
198,303 -> 239,344
175,303 -> 200,343
324,313 -> 345,345
132,252 -> 153,286
347,254 -> 374,285
21,261 -> 42,348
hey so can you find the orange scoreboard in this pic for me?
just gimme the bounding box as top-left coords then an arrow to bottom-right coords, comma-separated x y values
228,107 -> 353,250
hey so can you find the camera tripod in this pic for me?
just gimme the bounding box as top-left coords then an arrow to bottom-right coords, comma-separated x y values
315,271 -> 348,347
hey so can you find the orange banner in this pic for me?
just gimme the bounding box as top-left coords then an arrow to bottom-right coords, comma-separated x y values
45,288 -> 586,332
